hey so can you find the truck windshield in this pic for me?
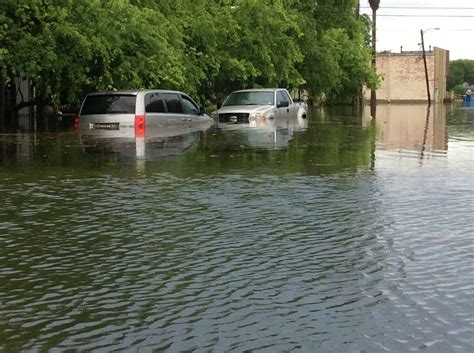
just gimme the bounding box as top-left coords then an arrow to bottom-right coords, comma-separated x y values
81,94 -> 136,115
222,91 -> 274,106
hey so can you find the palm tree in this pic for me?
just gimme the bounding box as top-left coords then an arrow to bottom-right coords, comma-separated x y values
369,0 -> 380,117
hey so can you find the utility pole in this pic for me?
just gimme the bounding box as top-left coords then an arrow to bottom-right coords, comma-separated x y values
420,28 -> 439,106
420,29 -> 431,106
369,0 -> 380,118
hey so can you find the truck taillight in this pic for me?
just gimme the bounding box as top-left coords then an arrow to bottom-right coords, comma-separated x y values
135,115 -> 145,137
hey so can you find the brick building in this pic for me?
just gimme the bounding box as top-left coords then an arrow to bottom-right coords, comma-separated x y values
365,47 -> 449,103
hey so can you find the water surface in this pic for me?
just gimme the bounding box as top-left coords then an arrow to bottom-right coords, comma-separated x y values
0,104 -> 473,352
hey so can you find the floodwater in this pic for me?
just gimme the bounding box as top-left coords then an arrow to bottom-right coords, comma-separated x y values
0,104 -> 473,352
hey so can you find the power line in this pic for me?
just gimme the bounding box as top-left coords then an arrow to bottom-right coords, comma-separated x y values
377,29 -> 473,32
376,14 -> 474,17
361,6 -> 474,10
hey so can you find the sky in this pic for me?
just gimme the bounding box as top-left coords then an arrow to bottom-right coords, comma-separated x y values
359,0 -> 474,60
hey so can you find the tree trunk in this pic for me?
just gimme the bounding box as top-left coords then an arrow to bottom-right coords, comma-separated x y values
370,7 -> 377,118
8,78 -> 17,129
353,0 -> 363,115
369,1 -> 380,119
0,76 -> 5,132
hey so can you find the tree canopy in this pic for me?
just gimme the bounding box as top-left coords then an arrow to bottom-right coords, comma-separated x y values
0,0 -> 377,117
447,60 -> 474,90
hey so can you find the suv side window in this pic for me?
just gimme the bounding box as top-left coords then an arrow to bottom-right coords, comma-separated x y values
181,95 -> 199,115
163,93 -> 183,114
145,93 -> 165,113
276,91 -> 287,105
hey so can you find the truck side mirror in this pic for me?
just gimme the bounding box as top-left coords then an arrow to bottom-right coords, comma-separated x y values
277,101 -> 290,108
199,106 -> 206,115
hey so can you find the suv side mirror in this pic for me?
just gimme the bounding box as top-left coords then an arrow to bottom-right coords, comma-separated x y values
277,101 -> 290,108
199,106 -> 206,115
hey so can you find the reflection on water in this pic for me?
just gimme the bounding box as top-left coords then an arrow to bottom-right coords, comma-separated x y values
0,104 -> 473,352
80,119 -> 213,157
216,114 -> 308,150
368,104 -> 448,157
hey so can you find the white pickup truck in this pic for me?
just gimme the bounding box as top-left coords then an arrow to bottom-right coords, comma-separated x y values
212,88 -> 308,127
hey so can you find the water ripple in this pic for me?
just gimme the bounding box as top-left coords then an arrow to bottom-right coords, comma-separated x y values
1,110 -> 473,352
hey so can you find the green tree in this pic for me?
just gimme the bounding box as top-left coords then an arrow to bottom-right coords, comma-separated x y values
447,60 -> 474,90
214,0 -> 304,92
287,0 -> 377,102
0,0 -> 378,125
1,0 -> 188,114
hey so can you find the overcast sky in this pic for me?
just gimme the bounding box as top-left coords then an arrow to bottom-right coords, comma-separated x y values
360,0 -> 473,60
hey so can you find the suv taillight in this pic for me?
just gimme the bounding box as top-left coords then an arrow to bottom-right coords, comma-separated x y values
74,114 -> 79,131
135,115 -> 145,137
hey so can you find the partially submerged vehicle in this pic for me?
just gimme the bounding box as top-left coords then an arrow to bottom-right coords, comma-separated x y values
76,89 -> 212,137
212,88 -> 308,128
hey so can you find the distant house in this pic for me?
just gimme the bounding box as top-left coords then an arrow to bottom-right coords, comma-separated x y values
365,47 -> 449,103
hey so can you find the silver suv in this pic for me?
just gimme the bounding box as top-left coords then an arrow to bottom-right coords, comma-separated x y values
77,89 -> 211,132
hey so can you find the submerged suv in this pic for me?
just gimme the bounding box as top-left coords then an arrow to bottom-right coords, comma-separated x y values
77,89 -> 212,133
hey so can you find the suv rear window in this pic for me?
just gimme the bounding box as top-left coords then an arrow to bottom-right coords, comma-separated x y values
81,94 -> 136,115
